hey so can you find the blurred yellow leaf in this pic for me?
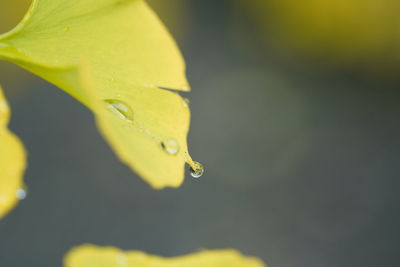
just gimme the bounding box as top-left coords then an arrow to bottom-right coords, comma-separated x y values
0,0 -> 198,188
241,0 -> 400,68
148,0 -> 189,40
0,0 -> 31,34
0,86 -> 26,219
0,0 -> 34,96
64,244 -> 266,267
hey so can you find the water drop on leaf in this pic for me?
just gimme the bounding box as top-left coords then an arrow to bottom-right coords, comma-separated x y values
182,98 -> 190,107
16,187 -> 27,200
161,139 -> 180,155
104,99 -> 134,122
190,161 -> 204,178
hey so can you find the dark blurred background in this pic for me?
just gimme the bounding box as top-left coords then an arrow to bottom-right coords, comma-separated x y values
1,0 -> 400,266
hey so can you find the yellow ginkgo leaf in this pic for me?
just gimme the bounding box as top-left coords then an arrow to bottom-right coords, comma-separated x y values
0,86 -> 26,219
64,244 -> 266,267
0,0 -> 199,188
240,0 -> 400,68
0,0 -> 31,34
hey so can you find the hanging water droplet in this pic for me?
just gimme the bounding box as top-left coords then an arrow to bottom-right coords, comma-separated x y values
104,99 -> 134,122
16,188 -> 27,200
161,139 -> 180,155
190,161 -> 204,178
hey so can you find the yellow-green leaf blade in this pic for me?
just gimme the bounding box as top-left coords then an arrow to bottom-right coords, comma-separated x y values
0,86 -> 27,219
0,0 -> 190,92
79,65 -> 192,188
12,59 -> 193,188
64,244 -> 267,267
0,0 -> 198,188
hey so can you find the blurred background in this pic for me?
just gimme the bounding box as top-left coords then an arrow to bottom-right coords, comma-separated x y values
1,0 -> 400,266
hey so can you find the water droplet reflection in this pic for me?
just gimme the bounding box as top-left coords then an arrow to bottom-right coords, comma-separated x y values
16,188 -> 27,200
182,98 -> 190,107
104,99 -> 134,122
161,139 -> 180,155
190,161 -> 204,178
